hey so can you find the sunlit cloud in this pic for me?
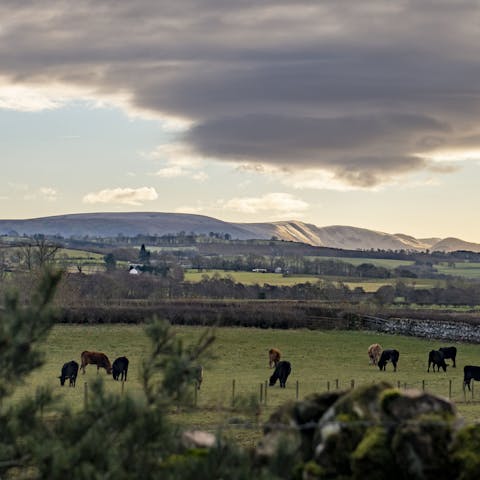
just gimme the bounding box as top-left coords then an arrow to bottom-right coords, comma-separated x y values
174,204 -> 204,214
223,193 -> 309,217
82,187 -> 158,206
39,187 -> 58,201
1,1 -> 480,192
149,142 -> 209,181
419,149 -> 480,163
10,184 -> 58,202
155,165 -> 185,178
192,171 -> 208,182
0,84 -> 68,112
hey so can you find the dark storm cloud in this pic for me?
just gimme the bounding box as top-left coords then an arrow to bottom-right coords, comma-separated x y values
184,113 -> 449,159
1,0 -> 479,187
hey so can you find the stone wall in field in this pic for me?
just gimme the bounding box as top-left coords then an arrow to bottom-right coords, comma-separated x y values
362,315 -> 480,343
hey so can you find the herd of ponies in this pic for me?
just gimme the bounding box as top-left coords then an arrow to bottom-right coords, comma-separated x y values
367,343 -> 480,391
57,344 -> 480,394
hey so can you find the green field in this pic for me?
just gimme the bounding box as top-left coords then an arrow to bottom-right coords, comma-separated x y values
185,269 -> 323,286
436,261 -> 480,279
307,256 -> 415,269
184,269 -> 442,291
11,324 -> 480,447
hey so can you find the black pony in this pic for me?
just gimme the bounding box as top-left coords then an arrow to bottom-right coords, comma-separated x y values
269,361 -> 291,388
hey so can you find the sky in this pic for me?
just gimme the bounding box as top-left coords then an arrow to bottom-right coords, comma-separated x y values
1,0 -> 480,241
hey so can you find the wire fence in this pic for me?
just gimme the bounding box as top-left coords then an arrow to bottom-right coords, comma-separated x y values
74,376 -> 480,436
79,376 -> 480,410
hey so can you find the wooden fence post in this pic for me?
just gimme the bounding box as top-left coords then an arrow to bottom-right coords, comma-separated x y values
335,379 -> 339,390
296,380 -> 299,400
350,379 -> 355,389
260,383 -> 263,403
232,379 -> 236,406
397,381 -> 401,389
449,379 -> 452,399
422,380 -> 425,392
327,381 -> 330,392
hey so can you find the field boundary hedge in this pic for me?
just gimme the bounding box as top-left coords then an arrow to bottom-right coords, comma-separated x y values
57,300 -> 480,343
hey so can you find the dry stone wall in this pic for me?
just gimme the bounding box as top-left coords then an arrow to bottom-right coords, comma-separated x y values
362,315 -> 480,343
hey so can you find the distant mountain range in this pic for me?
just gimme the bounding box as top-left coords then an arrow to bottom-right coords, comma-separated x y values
0,212 -> 478,253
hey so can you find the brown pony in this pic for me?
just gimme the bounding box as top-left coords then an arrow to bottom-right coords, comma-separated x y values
80,351 -> 113,374
268,348 -> 281,368
367,343 -> 382,366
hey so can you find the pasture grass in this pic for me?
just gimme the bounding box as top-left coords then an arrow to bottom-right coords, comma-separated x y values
9,324 -> 480,447
184,269 -> 443,291
184,270 -> 321,286
58,248 -> 104,260
436,261 -> 480,279
305,256 -> 415,268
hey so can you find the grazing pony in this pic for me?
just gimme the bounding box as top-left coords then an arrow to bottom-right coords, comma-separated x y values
439,346 -> 457,368
427,350 -> 447,373
269,361 -> 291,388
59,360 -> 79,387
268,348 -> 281,368
463,365 -> 480,391
367,343 -> 382,366
80,351 -> 113,374
378,349 -> 400,372
112,356 -> 129,381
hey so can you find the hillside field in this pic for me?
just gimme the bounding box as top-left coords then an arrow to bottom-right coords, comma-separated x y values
11,324 -> 480,447
184,269 -> 441,291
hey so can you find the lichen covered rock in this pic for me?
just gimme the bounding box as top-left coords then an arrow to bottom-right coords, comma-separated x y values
451,424 -> 480,480
257,382 -> 477,479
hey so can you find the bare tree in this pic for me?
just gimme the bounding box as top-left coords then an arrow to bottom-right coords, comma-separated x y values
17,235 -> 61,270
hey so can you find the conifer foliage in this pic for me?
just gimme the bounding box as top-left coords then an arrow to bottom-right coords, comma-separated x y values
0,270 -> 282,479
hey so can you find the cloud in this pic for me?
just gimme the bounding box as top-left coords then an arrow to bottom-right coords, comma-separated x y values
7,184 -> 59,201
1,1 -> 480,187
224,193 -> 309,217
39,187 -> 58,201
149,143 -> 209,181
82,187 -> 158,206
174,204 -> 204,214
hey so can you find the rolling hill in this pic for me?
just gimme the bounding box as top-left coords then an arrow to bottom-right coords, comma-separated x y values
0,212 -> 478,253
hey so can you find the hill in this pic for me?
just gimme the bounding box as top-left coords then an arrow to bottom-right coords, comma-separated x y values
1,212 -> 479,252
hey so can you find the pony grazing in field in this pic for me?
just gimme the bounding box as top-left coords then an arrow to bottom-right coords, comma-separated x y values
80,351 -> 113,374
269,361 -> 291,388
268,348 -> 281,368
378,349 -> 400,372
367,343 -> 382,366
112,356 -> 129,381
59,360 -> 79,387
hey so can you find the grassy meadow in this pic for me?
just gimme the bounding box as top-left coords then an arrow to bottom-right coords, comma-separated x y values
10,324 -> 480,447
184,269 -> 442,291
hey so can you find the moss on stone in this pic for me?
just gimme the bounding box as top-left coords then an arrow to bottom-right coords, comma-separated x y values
451,424 -> 480,480
391,417 -> 455,479
351,426 -> 398,480
380,388 -> 402,414
302,460 -> 325,480
332,381 -> 391,421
